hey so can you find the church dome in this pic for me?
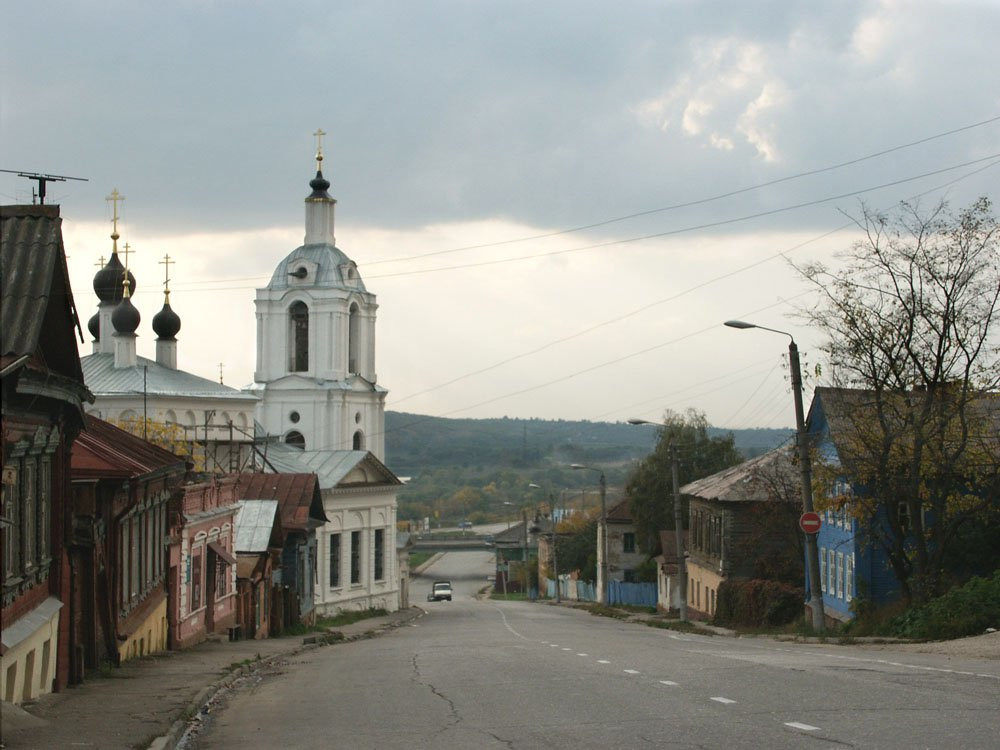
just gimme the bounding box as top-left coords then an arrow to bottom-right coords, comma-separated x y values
152,299 -> 181,339
111,295 -> 141,334
308,170 -> 331,198
93,251 -> 136,303
88,312 -> 100,341
267,244 -> 368,292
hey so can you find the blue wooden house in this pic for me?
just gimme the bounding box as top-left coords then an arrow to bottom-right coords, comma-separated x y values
806,388 -> 903,624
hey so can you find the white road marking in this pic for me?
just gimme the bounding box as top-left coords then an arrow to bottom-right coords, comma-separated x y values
785,722 -> 820,731
597,659 -> 611,664
710,697 -> 736,704
623,669 -> 640,675
576,653 -> 588,657
550,644 -> 560,648
659,680 -> 678,686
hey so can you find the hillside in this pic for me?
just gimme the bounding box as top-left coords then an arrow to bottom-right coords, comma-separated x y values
384,412 -> 792,523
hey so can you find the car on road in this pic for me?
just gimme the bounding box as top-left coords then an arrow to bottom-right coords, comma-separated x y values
428,580 -> 453,601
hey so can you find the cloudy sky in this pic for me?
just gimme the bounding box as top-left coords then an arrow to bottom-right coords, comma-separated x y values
3,1 -> 998,429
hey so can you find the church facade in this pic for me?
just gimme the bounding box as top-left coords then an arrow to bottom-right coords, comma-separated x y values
252,137 -> 401,614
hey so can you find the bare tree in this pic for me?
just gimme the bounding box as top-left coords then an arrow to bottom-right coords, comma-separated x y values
795,197 -> 1000,603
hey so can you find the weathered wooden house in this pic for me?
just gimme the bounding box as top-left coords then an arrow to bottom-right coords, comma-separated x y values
1,204 -> 91,703
680,447 -> 803,618
69,414 -> 187,673
233,499 -> 282,639
234,472 -> 326,632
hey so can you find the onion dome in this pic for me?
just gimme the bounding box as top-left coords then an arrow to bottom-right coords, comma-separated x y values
308,170 -> 331,199
111,282 -> 141,334
152,294 -> 181,339
88,312 -> 100,341
93,249 -> 136,303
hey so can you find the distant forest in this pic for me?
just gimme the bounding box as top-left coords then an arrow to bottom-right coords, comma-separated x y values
384,412 -> 792,524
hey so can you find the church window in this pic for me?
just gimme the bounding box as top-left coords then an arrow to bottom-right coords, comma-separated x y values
374,529 -> 384,581
289,411 -> 300,424
350,531 -> 361,584
355,411 -> 361,424
348,303 -> 360,374
329,533 -> 341,588
353,430 -> 364,450
289,301 -> 309,372
285,431 -> 305,450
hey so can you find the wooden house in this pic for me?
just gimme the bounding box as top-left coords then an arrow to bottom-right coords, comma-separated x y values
680,447 -> 803,619
1,204 -> 91,703
233,499 -> 282,639
69,414 -> 187,673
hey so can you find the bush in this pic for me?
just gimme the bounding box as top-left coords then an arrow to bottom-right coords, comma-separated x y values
888,570 -> 1000,640
714,579 -> 805,628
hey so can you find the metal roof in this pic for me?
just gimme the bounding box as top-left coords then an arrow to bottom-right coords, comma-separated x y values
1,204 -> 85,383
679,447 -> 799,503
261,443 -> 401,490
81,352 -> 259,401
267,243 -> 368,292
234,500 -> 279,553
71,413 -> 188,479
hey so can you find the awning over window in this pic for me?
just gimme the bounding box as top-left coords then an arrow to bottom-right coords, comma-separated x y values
208,541 -> 237,566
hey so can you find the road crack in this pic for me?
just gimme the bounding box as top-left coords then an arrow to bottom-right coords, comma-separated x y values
411,653 -> 462,728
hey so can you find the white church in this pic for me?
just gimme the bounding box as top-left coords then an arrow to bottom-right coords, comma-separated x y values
250,136 -> 402,615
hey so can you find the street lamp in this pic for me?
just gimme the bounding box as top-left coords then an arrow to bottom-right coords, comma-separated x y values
724,319 -> 826,631
570,464 -> 607,605
626,419 -> 687,621
529,483 -> 561,603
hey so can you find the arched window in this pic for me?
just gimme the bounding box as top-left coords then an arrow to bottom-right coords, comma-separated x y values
285,431 -> 305,450
352,430 -> 364,450
348,303 -> 360,374
289,301 -> 309,372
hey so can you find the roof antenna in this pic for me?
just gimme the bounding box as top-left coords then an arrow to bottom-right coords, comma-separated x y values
0,169 -> 88,204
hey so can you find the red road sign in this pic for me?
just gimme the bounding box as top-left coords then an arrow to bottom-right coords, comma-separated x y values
799,512 -> 822,534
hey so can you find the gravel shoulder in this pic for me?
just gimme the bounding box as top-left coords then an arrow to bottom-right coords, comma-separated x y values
854,630 -> 1000,659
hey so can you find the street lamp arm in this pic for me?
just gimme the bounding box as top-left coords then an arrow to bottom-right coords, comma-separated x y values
724,319 -> 795,343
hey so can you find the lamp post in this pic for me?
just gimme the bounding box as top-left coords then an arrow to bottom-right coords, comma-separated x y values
529,484 -> 561,603
627,419 -> 688,621
571,464 -> 607,604
724,319 -> 825,631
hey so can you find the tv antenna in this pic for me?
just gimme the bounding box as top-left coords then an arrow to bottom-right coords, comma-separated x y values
0,169 -> 88,204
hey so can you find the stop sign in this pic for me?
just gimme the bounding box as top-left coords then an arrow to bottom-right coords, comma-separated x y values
799,512 -> 822,534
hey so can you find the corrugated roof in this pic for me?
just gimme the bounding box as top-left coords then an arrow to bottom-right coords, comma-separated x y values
679,447 -> 799,503
234,500 -> 279,553
1,204 -> 85,383
260,443 -> 401,490
72,413 -> 187,478
234,472 -> 326,531
81,352 -> 258,401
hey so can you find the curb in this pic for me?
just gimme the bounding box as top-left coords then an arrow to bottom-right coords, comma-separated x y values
147,607 -> 424,750
411,551 -> 446,576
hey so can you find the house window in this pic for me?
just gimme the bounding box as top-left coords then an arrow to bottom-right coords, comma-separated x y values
623,532 -> 636,554
22,459 -> 36,573
836,552 -> 844,599
350,531 -> 361,584
191,549 -> 203,611
329,533 -> 341,588
845,554 -> 854,602
2,469 -> 21,584
285,431 -> 306,450
827,549 -> 835,594
289,301 -> 309,372
820,547 -> 826,593
374,529 -> 385,581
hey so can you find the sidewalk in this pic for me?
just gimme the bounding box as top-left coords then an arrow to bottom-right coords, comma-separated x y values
1,607 -> 424,750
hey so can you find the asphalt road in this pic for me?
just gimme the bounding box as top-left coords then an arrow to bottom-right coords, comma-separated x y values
195,551 -> 1000,749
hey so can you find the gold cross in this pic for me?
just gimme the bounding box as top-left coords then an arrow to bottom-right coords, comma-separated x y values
159,253 -> 173,292
122,242 -> 134,271
95,255 -> 106,268
106,188 -> 124,236
313,128 -> 326,168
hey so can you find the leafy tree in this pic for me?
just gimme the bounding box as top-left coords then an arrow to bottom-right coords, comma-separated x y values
796,197 -> 1000,604
111,417 -> 199,469
626,409 -> 742,555
556,513 -> 598,582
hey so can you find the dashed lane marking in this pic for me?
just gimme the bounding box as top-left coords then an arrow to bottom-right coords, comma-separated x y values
597,659 -> 611,664
785,722 -> 821,731
624,669 -> 640,675
710,697 -> 737,704
659,680 -> 678,686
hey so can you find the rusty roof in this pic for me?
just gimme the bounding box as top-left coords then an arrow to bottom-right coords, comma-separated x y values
72,413 -> 187,480
1,204 -> 85,384
234,472 -> 327,531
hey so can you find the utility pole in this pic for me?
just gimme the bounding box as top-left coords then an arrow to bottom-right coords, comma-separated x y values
669,445 -> 688,621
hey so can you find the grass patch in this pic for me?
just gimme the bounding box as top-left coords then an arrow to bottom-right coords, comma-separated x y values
409,551 -> 434,569
284,607 -> 389,636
